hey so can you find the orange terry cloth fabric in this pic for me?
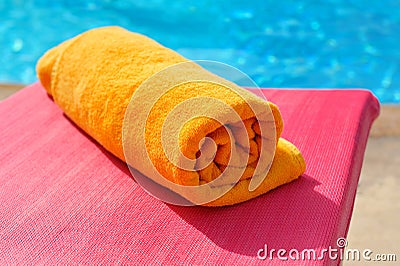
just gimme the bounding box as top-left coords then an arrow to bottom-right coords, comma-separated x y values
37,26 -> 305,206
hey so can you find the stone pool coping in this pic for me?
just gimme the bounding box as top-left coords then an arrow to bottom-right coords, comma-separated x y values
2,83 -> 399,136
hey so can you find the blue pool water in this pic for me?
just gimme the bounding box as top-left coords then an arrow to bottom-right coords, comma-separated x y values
1,0 -> 400,103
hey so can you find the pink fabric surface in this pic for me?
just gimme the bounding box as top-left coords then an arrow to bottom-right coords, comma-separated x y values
0,83 -> 379,265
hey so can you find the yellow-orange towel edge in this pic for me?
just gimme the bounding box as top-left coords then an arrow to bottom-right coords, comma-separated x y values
37,26 -> 306,206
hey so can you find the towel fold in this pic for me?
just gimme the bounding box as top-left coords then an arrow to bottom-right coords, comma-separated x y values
37,26 -> 305,206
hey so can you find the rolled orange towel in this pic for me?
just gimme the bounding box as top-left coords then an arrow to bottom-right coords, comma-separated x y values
37,26 -> 305,206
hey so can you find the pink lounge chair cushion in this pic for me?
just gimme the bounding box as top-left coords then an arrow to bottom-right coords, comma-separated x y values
0,83 -> 379,265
